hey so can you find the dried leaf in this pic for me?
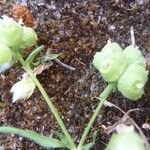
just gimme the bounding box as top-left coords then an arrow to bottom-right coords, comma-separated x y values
12,4 -> 35,28
33,63 -> 52,75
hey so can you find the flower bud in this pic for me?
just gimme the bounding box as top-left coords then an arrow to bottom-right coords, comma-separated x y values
123,45 -> 146,68
117,64 -> 148,100
0,15 -> 23,47
10,74 -> 35,103
93,42 -> 126,82
21,26 -> 37,49
106,125 -> 146,150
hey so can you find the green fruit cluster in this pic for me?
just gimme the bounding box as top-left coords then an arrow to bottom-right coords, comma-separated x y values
93,41 -> 148,100
0,16 -> 37,65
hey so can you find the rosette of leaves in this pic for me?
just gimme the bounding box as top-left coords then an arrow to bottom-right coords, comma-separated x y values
93,42 -> 127,82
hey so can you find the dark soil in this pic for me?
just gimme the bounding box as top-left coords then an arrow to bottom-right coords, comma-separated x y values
0,0 -> 150,150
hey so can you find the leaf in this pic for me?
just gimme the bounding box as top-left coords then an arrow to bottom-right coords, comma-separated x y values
12,4 -> 35,28
51,130 -> 70,147
81,142 -> 94,150
81,131 -> 97,150
59,133 -> 70,146
93,131 -> 97,141
25,45 -> 45,67
33,63 -> 52,75
44,54 -> 59,61
0,126 -> 67,148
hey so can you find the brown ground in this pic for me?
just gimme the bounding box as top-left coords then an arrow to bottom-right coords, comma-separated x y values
0,0 -> 150,150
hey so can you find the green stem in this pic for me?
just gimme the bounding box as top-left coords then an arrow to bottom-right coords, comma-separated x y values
16,52 -> 25,65
77,83 -> 116,150
25,45 -> 45,66
16,52 -> 76,150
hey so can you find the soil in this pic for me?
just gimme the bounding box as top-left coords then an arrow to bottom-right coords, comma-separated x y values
0,0 -> 150,150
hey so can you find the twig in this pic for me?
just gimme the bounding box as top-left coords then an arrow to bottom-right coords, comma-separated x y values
53,58 -> 75,71
130,26 -> 135,47
46,48 -> 75,71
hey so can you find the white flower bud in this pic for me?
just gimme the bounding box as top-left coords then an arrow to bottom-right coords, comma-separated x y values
10,74 -> 35,103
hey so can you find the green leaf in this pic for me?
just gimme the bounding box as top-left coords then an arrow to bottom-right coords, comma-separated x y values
81,142 -> 94,150
81,131 -> 97,150
59,133 -> 70,146
24,45 -> 45,67
0,126 -> 67,148
51,130 -> 70,147
44,54 -> 59,61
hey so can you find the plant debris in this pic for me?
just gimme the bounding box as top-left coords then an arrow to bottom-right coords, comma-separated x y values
12,4 -> 35,27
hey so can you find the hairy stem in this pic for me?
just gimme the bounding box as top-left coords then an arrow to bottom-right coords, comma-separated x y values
16,52 -> 76,150
77,83 -> 116,150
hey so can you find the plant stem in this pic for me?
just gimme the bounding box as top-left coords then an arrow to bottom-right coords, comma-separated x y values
77,83 -> 116,150
25,45 -> 45,66
17,52 -> 76,150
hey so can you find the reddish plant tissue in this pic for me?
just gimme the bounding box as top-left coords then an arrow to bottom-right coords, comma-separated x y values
12,4 -> 35,28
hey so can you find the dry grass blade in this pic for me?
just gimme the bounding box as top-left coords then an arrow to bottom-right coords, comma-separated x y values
33,63 -> 52,75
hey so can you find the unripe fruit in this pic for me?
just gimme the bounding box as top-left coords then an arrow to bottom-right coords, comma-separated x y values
106,125 -> 146,150
21,26 -> 37,49
117,64 -> 148,100
0,16 -> 23,47
93,42 -> 126,82
123,45 -> 146,68
0,42 -> 12,64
